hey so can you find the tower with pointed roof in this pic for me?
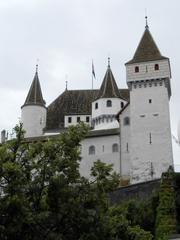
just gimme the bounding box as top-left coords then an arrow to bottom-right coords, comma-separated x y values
21,65 -> 47,138
125,19 -> 173,183
91,58 -> 127,130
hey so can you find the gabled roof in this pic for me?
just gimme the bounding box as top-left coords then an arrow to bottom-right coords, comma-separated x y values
22,68 -> 45,108
46,88 -> 129,130
126,26 -> 168,65
97,64 -> 120,99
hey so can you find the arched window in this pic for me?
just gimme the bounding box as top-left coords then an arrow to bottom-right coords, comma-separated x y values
154,64 -> 159,71
95,102 -> 98,109
121,102 -> 124,109
106,100 -> 112,107
112,143 -> 119,153
135,66 -> 139,73
123,117 -> 130,126
89,145 -> 95,155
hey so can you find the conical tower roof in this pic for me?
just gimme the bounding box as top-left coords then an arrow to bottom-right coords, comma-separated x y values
22,65 -> 45,108
126,25 -> 168,64
97,60 -> 120,99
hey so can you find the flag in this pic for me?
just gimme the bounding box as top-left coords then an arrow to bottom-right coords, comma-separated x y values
92,61 -> 96,79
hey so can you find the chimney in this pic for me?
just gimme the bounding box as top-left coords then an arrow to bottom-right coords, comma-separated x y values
1,130 -> 6,143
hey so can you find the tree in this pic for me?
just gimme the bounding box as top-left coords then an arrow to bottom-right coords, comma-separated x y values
155,168 -> 177,240
0,123 -> 154,239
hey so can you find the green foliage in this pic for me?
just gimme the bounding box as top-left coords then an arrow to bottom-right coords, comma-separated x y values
174,172 -> 180,233
0,123 -> 118,239
155,169 -> 177,240
0,122 -> 160,239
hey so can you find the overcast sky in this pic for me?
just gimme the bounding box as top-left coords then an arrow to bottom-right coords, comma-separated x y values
0,0 -> 180,166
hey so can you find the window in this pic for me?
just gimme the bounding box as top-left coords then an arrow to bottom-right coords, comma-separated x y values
123,117 -> 130,126
126,143 -> 129,152
86,116 -> 90,122
68,117 -> 72,123
89,145 -> 95,155
155,64 -> 159,71
149,133 -> 152,144
95,102 -> 98,109
112,143 -> 118,153
102,145 -> 104,152
107,100 -> 112,107
77,117 -> 80,122
149,99 -> 152,104
135,66 -> 139,73
121,102 -> 124,109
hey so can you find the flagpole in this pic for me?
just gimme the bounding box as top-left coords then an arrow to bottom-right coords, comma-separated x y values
92,60 -> 93,89
92,60 -> 95,90
92,71 -> 93,89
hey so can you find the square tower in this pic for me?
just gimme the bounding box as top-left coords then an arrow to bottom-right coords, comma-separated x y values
125,23 -> 173,183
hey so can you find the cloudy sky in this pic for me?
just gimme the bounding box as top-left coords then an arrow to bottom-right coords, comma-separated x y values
0,0 -> 180,166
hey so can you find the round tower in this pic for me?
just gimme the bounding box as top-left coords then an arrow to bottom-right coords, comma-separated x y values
92,59 -> 127,130
21,65 -> 47,138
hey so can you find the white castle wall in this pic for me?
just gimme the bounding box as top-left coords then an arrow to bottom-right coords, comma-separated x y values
126,59 -> 171,82
92,98 -> 127,129
80,134 -> 120,179
92,98 -> 126,118
21,105 -> 47,138
129,80 -> 173,183
119,105 -> 131,179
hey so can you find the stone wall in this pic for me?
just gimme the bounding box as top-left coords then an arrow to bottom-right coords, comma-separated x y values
109,179 -> 161,205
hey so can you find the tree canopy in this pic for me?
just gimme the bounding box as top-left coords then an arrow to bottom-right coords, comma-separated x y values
0,123 -> 154,239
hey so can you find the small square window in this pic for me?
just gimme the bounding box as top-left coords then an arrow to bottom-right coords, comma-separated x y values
68,117 -> 72,123
77,117 -> 80,122
149,99 -> 152,104
86,116 -> 90,122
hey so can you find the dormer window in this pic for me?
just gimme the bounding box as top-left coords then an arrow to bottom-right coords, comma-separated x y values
95,102 -> 98,109
135,66 -> 139,73
121,102 -> 124,109
106,100 -> 112,107
155,64 -> 159,71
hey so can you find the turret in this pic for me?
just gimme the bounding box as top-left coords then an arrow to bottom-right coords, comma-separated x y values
92,59 -> 126,129
21,65 -> 47,138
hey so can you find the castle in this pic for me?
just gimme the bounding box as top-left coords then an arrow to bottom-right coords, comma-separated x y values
21,22 -> 174,184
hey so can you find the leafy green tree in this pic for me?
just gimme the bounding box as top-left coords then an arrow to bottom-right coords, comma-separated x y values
155,168 -> 177,240
0,122 -> 155,240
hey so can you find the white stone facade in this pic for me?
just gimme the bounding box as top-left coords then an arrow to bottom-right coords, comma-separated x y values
92,98 -> 127,130
64,115 -> 91,128
127,66 -> 173,183
80,133 -> 120,179
119,105 -> 131,179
